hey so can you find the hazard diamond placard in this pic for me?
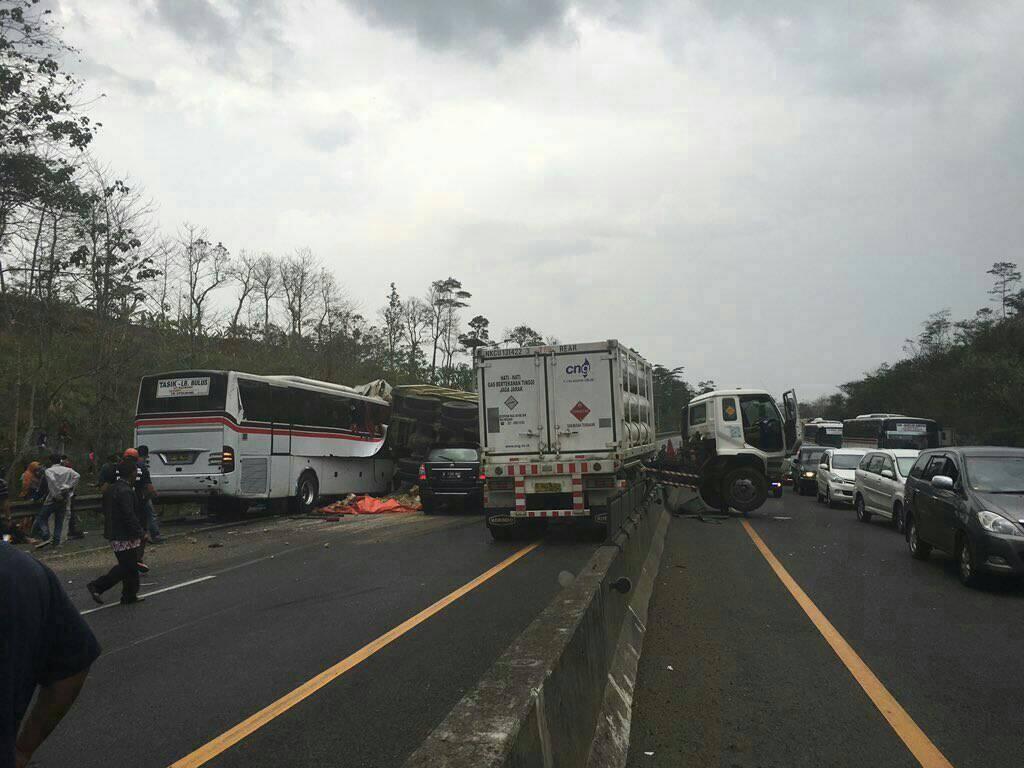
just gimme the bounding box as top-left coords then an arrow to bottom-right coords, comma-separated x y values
570,401 -> 591,422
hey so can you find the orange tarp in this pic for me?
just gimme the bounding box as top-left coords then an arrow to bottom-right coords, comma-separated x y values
316,495 -> 421,516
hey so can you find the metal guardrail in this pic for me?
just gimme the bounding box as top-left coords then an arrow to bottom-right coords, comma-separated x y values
5,494 -> 185,522
605,477 -> 654,542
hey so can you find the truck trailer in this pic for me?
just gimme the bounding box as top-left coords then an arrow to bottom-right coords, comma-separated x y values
476,340 -> 656,540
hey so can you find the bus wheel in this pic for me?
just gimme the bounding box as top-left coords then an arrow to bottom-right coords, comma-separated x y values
294,471 -> 320,515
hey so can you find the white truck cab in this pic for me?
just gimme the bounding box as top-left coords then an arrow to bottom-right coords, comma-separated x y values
683,388 -> 799,511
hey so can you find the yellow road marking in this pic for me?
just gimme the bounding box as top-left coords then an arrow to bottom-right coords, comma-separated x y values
740,520 -> 954,768
169,542 -> 541,768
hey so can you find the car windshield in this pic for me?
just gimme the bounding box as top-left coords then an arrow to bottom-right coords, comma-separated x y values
965,457 -> 1024,493
801,451 -> 824,463
832,455 -> 862,470
428,448 -> 479,462
896,458 -> 917,476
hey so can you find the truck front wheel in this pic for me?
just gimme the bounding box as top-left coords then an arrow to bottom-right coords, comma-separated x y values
722,467 -> 768,513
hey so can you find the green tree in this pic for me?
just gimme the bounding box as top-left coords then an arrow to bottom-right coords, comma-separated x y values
503,325 -> 543,347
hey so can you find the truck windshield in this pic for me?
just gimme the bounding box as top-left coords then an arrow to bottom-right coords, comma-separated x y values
739,394 -> 784,453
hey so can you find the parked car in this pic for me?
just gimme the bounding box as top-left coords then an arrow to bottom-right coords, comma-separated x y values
418,445 -> 484,514
903,447 -> 1024,587
791,446 -> 828,495
815,448 -> 867,507
853,449 -> 919,531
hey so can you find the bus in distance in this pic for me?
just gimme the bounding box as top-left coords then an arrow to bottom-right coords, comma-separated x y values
134,370 -> 393,513
801,418 -> 843,448
842,414 -> 940,451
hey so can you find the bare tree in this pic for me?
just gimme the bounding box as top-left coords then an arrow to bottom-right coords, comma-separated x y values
177,223 -> 230,361
426,277 -> 471,383
252,252 -> 281,339
227,249 -> 259,336
279,247 -> 320,340
401,296 -> 431,377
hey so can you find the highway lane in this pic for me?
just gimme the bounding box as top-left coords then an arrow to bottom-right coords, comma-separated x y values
627,490 -> 1024,767
35,513 -> 598,768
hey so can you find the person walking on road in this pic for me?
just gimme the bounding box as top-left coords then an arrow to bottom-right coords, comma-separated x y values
2,544 -> 101,768
31,456 -> 81,549
86,459 -> 145,606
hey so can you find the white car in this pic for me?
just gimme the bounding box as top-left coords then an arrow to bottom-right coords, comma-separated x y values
816,448 -> 867,507
853,449 -> 920,532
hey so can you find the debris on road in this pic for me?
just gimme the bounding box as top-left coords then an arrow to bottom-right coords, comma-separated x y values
315,488 -> 422,516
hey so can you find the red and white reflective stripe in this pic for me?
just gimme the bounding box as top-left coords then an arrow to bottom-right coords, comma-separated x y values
506,461 -> 604,476
514,476 -> 526,512
572,472 -> 584,511
510,509 -> 591,518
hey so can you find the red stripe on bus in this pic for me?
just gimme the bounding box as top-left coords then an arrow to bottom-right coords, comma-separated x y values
134,417 -> 383,443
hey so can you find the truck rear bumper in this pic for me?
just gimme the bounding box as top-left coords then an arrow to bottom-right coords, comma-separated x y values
510,509 -> 591,519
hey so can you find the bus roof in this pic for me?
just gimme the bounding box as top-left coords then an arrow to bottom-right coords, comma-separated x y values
144,370 -> 390,406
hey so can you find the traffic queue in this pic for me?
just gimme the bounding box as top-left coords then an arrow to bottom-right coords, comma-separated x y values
786,415 -> 1024,589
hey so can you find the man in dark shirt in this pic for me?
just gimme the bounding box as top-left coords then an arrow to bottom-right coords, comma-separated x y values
1,546 -> 100,768
87,461 -> 145,605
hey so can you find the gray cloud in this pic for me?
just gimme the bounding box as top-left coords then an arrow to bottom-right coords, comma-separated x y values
678,1 -> 996,101
338,0 -> 574,53
73,58 -> 158,97
303,117 -> 358,153
147,0 -> 290,77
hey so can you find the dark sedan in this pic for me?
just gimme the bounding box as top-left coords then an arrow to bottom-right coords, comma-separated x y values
791,446 -> 827,495
419,445 -> 484,514
903,447 -> 1024,587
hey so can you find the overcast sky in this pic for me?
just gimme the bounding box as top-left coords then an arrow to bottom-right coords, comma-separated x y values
55,1 -> 1024,399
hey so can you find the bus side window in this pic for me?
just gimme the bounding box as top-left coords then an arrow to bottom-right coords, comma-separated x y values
238,380 -> 273,423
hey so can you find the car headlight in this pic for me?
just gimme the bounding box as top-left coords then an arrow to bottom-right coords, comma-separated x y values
803,471 -> 816,478
977,510 -> 1022,536
831,475 -> 849,484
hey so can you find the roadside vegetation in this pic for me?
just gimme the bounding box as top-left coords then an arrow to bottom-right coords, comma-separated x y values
802,262 -> 1024,445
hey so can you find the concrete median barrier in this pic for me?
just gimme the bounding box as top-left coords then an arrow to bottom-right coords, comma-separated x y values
404,486 -> 671,768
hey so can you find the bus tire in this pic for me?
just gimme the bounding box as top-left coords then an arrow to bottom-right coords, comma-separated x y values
722,467 -> 768,513
294,471 -> 319,515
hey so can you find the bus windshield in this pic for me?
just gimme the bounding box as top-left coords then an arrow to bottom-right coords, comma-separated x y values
137,372 -> 228,415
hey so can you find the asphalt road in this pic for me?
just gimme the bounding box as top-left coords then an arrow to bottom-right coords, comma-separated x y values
33,512 -> 597,768
627,487 -> 1024,768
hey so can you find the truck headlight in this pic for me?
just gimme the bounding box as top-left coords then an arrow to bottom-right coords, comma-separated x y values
977,510 -> 1022,536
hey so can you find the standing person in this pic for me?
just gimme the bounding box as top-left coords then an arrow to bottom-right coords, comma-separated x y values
2,544 -> 101,768
32,457 -> 80,550
18,463 -> 41,500
86,459 -> 145,606
135,446 -> 163,544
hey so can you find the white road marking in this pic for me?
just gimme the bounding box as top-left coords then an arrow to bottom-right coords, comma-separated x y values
82,575 -> 217,615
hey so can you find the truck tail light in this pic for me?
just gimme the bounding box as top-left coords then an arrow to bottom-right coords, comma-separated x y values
419,464 -> 427,481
